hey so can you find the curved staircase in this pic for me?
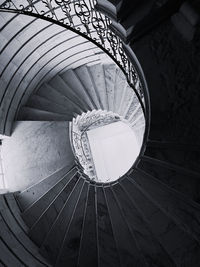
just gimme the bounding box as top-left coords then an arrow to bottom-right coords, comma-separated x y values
0,0 -> 200,266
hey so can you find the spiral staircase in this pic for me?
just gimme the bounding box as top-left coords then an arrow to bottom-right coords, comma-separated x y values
0,0 -> 200,266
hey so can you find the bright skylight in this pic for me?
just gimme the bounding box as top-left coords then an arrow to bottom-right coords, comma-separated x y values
87,121 -> 140,183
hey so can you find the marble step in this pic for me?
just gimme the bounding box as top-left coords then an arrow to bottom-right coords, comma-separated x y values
129,168 -> 200,245
40,177 -> 84,265
0,238 -> 22,267
112,183 -> 175,266
104,186 -> 147,266
17,165 -> 77,211
77,185 -> 99,267
61,69 -> 95,110
87,63 -> 107,110
122,177 -> 200,266
49,75 -> 87,113
74,65 -> 101,110
21,168 -> 78,228
37,83 -> 82,116
18,107 -> 70,121
113,68 -> 127,114
4,193 -> 29,233
96,186 -> 121,267
26,94 -> 74,119
104,63 -> 117,112
0,194 -> 51,266
138,157 -> 200,204
29,172 -> 81,247
53,181 -> 89,266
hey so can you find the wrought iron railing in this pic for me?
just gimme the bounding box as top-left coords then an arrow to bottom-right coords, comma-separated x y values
0,0 -> 145,113
70,120 -> 97,181
70,110 -> 121,181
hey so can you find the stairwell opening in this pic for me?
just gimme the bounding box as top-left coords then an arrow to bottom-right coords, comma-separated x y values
71,107 -> 145,183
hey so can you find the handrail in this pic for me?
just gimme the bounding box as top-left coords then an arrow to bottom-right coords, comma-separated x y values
0,0 -> 146,116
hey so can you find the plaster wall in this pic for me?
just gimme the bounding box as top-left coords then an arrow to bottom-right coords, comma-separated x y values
1,121 -> 74,191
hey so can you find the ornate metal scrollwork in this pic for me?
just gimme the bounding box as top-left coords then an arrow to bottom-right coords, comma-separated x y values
74,0 -> 91,35
55,0 -> 74,26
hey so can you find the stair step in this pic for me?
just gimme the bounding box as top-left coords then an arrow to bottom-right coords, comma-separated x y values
119,85 -> 133,117
59,72 -> 90,112
113,68 -> 127,114
4,194 -> 29,233
0,212 -> 46,266
17,165 -> 76,211
104,186 -> 147,266
0,238 -> 22,267
75,65 -> 101,110
130,169 -> 200,244
104,64 -> 116,112
87,64 -> 108,110
96,186 -> 120,267
113,183 -> 175,266
123,177 -> 200,266
17,106 -> 69,121
61,69 -> 94,110
54,181 -> 89,266
124,92 -> 139,120
49,75 -> 87,113
77,185 -> 98,267
29,173 -> 81,248
40,177 -> 84,264
0,195 -> 50,266
37,83 -> 82,115
138,158 -> 200,204
26,94 -> 74,119
22,168 -> 78,228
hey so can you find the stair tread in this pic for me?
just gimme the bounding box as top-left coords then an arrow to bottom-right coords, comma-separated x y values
113,182 -> 176,266
4,194 -> 29,234
17,164 -> 76,211
17,106 -> 70,121
40,177 -> 84,264
22,167 -> 78,228
104,186 -> 146,266
0,203 -> 50,266
55,74 -> 88,112
61,69 -> 94,110
26,94 -> 74,118
0,213 -> 46,267
75,65 -> 101,110
87,64 -> 107,110
29,171 -> 81,247
129,169 -> 200,244
123,177 -> 200,266
77,185 -> 98,267
103,64 -> 117,112
37,83 -> 82,115
0,238 -> 23,267
138,157 -> 200,204
55,181 -> 89,266
96,186 -> 121,267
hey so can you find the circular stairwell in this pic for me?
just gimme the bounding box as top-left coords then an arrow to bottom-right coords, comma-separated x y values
1,1 -> 200,267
